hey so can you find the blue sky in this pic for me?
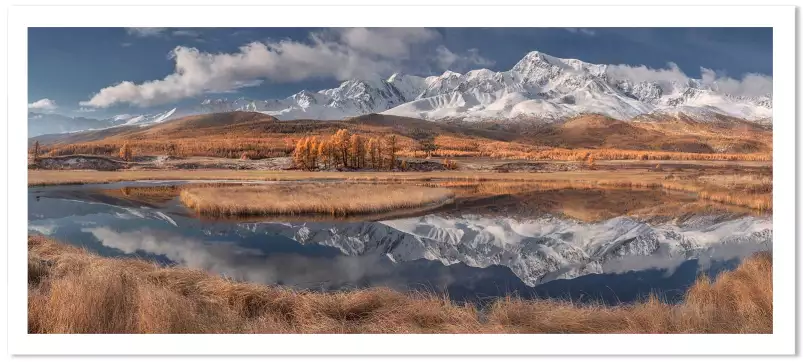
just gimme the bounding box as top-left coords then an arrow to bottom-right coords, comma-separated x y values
28,27 -> 772,118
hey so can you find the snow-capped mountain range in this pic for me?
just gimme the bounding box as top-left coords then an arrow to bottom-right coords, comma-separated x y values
193,50 -> 772,123
29,50 -> 772,137
28,108 -> 178,137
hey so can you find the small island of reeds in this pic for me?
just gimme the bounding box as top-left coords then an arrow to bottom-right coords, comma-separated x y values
179,183 -> 455,217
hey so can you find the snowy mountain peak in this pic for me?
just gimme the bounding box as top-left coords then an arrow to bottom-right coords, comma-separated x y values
440,70 -> 462,78
182,50 -> 770,123
36,50 -> 769,136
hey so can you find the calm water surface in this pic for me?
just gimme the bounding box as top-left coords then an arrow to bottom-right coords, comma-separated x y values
28,181 -> 772,305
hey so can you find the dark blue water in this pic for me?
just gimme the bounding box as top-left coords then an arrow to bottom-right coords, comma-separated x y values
28,182 -> 769,305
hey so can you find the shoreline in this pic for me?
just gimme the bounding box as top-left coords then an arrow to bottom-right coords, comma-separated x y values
28,169 -> 773,211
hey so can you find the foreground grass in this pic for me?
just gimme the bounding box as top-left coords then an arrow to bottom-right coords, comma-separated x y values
180,184 -> 455,216
29,235 -> 772,333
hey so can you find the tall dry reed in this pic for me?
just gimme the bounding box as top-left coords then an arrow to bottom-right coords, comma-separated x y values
28,235 -> 772,334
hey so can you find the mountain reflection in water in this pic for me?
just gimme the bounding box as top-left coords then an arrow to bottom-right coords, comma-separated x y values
28,181 -> 772,305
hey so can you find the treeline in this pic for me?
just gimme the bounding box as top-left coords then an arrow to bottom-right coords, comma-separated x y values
292,129 -> 400,170
40,139 -> 293,160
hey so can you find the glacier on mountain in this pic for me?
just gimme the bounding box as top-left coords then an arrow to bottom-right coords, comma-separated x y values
193,50 -> 772,123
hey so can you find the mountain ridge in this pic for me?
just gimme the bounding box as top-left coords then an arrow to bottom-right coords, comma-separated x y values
29,50 -> 772,137
190,50 -> 771,123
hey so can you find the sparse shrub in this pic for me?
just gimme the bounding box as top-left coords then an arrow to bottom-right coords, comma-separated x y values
443,159 -> 458,170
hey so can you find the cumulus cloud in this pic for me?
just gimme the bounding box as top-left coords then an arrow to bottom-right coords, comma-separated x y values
700,67 -> 773,97
82,41 -> 393,108
125,27 -> 167,37
75,107 -> 96,113
606,62 -> 772,97
28,98 -> 58,111
606,62 -> 689,89
338,27 -> 437,57
82,28 -> 491,108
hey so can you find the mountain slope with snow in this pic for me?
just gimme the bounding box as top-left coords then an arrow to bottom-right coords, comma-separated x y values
192,51 -> 772,123
30,50 -> 772,137
28,108 -> 179,137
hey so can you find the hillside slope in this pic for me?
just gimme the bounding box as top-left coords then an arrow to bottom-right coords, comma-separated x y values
33,111 -> 772,160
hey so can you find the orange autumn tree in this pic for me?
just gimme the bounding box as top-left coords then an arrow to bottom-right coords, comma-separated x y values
32,140 -> 41,161
331,129 -> 351,168
385,134 -> 398,170
292,137 -> 320,170
349,134 -> 366,169
317,139 -> 330,169
367,138 -> 380,169
119,143 -> 133,161
293,129 -> 401,171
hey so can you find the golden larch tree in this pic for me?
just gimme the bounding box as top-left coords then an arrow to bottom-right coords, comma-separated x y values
32,140 -> 40,161
332,129 -> 351,168
385,134 -> 398,170
367,138 -> 379,169
119,143 -> 133,161
349,134 -> 365,169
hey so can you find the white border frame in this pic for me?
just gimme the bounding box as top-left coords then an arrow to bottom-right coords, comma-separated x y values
7,4 -> 795,356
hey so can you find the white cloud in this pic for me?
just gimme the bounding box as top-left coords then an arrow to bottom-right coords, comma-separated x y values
435,46 -> 495,71
565,28 -> 596,36
172,29 -> 201,38
700,68 -> 772,97
337,27 -> 437,57
606,62 -> 690,89
125,27 -> 167,37
28,98 -> 58,110
82,28 -> 489,108
76,107 -> 96,113
126,28 -> 201,39
606,62 -> 772,97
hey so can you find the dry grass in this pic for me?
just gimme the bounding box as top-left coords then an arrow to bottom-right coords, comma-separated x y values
28,168 -> 772,211
28,235 -> 772,333
494,148 -> 772,162
179,183 -> 455,216
591,180 -> 772,212
27,169 -> 672,186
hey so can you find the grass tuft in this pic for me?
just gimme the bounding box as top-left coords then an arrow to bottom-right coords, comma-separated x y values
28,235 -> 772,334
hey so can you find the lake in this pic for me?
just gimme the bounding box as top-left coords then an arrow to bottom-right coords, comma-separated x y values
28,181 -> 772,305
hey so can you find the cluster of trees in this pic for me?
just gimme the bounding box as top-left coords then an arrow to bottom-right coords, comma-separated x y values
292,129 -> 399,170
